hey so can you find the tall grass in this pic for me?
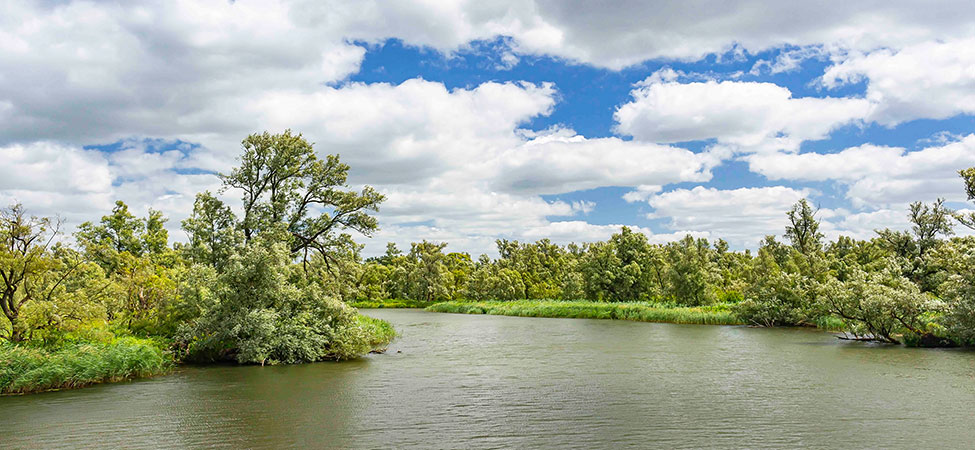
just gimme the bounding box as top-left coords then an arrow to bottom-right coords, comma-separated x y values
350,299 -> 437,309
426,300 -> 744,325
1,337 -> 172,395
356,314 -> 397,350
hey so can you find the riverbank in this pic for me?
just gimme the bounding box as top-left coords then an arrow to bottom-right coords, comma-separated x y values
426,300 -> 744,325
1,337 -> 172,395
2,313 -> 396,395
350,299 -> 438,309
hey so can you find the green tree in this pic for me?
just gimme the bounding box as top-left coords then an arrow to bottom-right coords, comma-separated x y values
784,199 -> 824,256
818,266 -> 935,344
180,191 -> 241,270
1,205 -> 95,342
405,241 -> 453,302
664,235 -> 717,306
178,243 -> 372,364
222,130 -> 384,269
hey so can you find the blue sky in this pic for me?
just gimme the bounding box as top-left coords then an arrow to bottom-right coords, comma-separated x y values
2,1 -> 974,256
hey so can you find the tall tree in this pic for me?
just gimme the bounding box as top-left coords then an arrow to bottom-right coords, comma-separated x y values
181,191 -> 241,270
909,198 -> 954,256
222,130 -> 384,269
1,205 -> 73,341
784,199 -> 824,256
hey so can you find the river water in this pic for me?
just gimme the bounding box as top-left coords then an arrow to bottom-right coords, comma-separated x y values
3,309 -> 975,449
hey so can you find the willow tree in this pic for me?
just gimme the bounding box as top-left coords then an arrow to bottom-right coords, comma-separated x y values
223,130 -> 385,270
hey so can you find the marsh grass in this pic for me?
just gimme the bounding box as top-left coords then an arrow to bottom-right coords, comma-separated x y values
426,300 -> 744,325
351,299 -> 438,309
1,337 -> 172,395
356,314 -> 397,350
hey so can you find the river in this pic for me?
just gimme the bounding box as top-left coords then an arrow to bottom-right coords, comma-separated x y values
3,309 -> 975,448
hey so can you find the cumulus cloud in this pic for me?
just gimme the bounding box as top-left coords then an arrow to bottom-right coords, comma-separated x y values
4,0 -> 975,255
644,186 -> 813,247
489,128 -> 721,194
318,0 -> 975,69
822,38 -> 975,125
615,73 -> 872,153
0,141 -> 223,234
747,134 -> 975,206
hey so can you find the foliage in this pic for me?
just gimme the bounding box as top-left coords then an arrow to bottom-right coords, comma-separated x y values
222,130 -> 384,268
176,242 -> 376,364
818,266 -> 936,344
785,198 -> 824,255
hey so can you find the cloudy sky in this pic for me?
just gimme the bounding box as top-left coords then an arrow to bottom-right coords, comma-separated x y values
2,1 -> 975,256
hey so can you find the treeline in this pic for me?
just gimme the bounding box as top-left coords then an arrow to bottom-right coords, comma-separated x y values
1,131 -> 394,394
333,174 -> 975,347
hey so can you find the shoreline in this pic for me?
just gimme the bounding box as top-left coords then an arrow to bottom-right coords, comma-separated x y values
425,300 -> 744,326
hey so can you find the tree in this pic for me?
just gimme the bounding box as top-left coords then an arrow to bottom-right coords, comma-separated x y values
222,130 -> 384,270
908,199 -> 954,255
818,266 -> 934,344
664,235 -> 717,306
76,201 -> 172,270
180,191 -> 241,270
1,205 -> 80,341
178,242 -> 372,364
734,246 -> 813,327
784,199 -> 824,256
405,241 -> 453,302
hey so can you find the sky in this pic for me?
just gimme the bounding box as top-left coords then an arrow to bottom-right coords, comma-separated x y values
2,0 -> 975,257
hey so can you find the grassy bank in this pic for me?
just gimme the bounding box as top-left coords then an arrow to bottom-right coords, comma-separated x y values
1,337 -> 172,395
426,300 -> 744,325
351,299 -> 438,309
356,314 -> 397,351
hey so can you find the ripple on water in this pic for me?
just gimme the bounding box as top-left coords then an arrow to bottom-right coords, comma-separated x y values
2,309 -> 975,449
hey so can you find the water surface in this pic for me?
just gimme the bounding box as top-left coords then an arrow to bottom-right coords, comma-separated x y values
3,309 -> 975,448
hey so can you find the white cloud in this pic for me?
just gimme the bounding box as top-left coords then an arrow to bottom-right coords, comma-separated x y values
614,74 -> 872,153
645,186 -> 812,247
747,134 -> 975,206
323,0 -> 975,69
0,140 -> 223,238
4,0 -> 975,255
489,128 -> 720,194
822,38 -> 975,125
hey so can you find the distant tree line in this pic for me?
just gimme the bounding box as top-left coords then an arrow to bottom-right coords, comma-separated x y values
332,176 -> 975,347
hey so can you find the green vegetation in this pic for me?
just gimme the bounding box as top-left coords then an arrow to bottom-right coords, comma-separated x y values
2,130 -> 393,394
427,300 -> 742,325
5,130 -> 975,395
350,299 -> 437,308
343,177 -> 975,346
1,337 -> 170,395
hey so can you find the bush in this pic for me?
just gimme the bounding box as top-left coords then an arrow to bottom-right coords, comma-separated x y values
177,243 -> 394,364
733,271 -> 814,327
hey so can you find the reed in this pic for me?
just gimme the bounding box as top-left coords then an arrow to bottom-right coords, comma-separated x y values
1,337 -> 172,395
426,300 -> 744,326
351,299 -> 438,309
